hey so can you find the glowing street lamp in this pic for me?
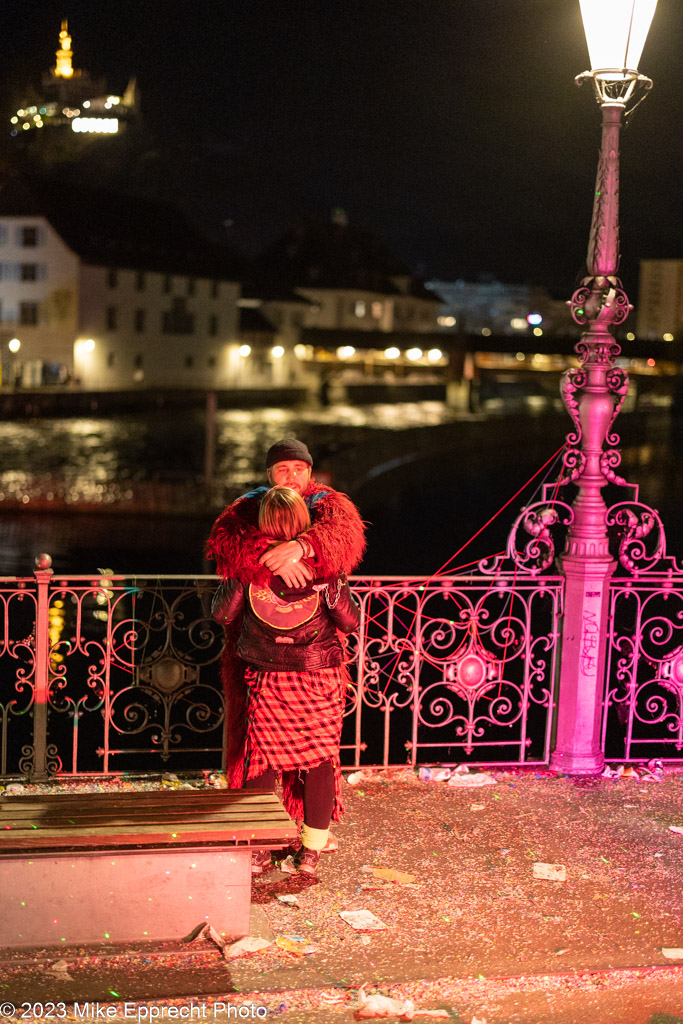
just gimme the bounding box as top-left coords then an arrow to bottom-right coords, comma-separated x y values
550,1 -> 657,776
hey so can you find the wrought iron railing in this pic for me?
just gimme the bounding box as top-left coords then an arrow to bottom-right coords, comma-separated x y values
0,566 -> 563,780
2,527 -> 682,781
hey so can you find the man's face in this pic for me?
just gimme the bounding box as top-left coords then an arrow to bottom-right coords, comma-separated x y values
267,460 -> 312,495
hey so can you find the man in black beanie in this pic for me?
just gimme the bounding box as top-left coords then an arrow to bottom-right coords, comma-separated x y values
206,437 -> 365,589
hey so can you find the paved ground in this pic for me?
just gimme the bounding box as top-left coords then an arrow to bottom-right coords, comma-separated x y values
2,767 -> 682,1023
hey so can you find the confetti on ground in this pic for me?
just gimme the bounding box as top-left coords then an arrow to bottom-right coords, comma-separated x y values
2,766 -> 683,1016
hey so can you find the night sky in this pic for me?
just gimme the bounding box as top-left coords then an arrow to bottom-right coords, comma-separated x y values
0,0 -> 680,297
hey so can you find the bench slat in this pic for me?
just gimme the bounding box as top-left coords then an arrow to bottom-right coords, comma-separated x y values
0,790 -> 297,854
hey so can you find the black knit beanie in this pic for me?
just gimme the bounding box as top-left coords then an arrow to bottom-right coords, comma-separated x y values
265,438 -> 313,469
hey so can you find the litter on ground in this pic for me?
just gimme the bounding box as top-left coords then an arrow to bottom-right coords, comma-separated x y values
340,909 -> 388,931
532,862 -> 567,881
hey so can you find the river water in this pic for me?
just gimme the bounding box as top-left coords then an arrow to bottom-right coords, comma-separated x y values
0,400 -> 681,578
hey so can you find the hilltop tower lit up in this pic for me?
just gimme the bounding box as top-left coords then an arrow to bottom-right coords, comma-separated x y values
10,20 -> 138,143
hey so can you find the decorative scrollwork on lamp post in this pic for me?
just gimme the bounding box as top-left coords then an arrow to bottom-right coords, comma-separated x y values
550,0 -> 658,775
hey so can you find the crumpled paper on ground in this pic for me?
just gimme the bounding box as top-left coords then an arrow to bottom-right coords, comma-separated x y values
418,765 -> 497,787
447,772 -> 497,787
225,935 -> 274,958
532,862 -> 567,882
275,934 -> 320,955
45,959 -> 74,981
354,985 -> 449,1020
340,909 -> 388,931
602,759 -> 663,782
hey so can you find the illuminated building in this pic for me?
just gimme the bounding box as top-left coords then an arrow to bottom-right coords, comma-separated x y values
248,211 -> 447,400
0,178 -> 244,389
9,20 -> 138,146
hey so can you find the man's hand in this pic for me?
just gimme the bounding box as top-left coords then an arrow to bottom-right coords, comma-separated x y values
259,540 -> 313,589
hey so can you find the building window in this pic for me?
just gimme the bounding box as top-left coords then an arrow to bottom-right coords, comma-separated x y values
19,301 -> 39,325
184,355 -> 194,368
107,268 -> 118,288
354,300 -> 366,318
211,280 -> 219,299
208,314 -> 219,336
107,352 -> 115,368
21,226 -> 38,247
106,306 -> 118,330
134,354 -> 144,369
371,301 -> 383,319
162,297 -> 194,335
207,355 -> 216,368
163,274 -> 172,294
134,308 -> 145,333
135,270 -> 145,291
20,263 -> 38,281
187,278 -> 196,296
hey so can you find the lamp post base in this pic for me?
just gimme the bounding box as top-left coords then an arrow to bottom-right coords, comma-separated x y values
550,747 -> 605,776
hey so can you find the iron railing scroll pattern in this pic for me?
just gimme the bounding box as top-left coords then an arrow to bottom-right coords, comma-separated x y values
345,572 -> 562,769
0,578 -> 39,779
0,573 -> 226,779
1,564 -> 564,779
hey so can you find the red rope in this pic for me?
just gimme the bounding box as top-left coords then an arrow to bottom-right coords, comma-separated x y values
431,441 -> 568,579
369,442 -> 568,696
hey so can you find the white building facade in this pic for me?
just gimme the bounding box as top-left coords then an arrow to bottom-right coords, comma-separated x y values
0,205 -> 243,390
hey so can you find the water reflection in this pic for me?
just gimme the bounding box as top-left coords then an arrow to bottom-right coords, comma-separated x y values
0,402 -> 680,579
0,402 -> 467,507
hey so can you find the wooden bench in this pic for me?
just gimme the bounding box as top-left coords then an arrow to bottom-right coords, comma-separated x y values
0,789 -> 296,948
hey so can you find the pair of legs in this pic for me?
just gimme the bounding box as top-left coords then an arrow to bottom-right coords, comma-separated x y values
245,759 -> 335,847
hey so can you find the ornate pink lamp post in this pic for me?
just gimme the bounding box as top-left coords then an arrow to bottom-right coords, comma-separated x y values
550,0 -> 658,774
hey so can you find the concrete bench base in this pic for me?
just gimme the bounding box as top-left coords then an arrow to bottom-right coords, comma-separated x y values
1,845 -> 251,947
0,789 -> 296,949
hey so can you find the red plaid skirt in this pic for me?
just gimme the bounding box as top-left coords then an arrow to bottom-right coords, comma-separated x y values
243,665 -> 347,778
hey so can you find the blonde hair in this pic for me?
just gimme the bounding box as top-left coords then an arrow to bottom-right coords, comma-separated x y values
258,486 -> 311,541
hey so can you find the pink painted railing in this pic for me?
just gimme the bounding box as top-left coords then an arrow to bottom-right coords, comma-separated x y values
0,566 -> 564,780
2,545 -> 681,782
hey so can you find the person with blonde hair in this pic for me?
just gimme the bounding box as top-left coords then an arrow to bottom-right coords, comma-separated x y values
212,484 -> 360,876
